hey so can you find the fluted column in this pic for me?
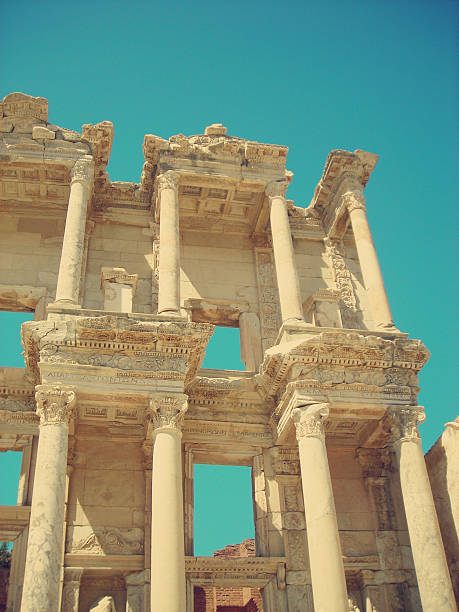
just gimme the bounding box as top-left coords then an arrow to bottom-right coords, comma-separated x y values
147,393 -> 187,612
157,171 -> 181,314
266,181 -> 304,324
342,189 -> 395,329
55,158 -> 94,304
390,406 -> 456,610
21,384 -> 76,612
292,403 -> 348,612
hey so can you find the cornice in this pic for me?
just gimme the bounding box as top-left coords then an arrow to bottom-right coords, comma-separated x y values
21,313 -> 214,388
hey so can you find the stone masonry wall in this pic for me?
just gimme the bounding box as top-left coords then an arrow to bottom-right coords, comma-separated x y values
194,539 -> 263,612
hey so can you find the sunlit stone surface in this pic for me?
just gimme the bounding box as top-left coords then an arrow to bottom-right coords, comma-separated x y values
0,92 -> 456,611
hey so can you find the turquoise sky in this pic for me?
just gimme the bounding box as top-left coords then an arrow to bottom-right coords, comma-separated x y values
1,0 -> 457,554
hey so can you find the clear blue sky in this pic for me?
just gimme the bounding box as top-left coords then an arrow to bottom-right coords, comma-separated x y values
1,0 -> 457,554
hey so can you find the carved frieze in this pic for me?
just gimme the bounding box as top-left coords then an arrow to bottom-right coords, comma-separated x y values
259,331 -> 429,401
68,526 -> 144,555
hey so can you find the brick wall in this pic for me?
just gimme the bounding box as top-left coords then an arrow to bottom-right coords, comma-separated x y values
193,540 -> 263,612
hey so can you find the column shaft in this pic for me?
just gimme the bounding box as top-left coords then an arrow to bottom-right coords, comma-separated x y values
345,191 -> 394,328
294,404 -> 348,612
393,408 -> 455,610
267,184 -> 303,323
157,171 -> 180,314
21,385 -> 75,612
55,159 -> 93,304
148,394 -> 187,611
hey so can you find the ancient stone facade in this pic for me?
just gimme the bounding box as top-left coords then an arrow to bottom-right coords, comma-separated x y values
0,92 -> 457,611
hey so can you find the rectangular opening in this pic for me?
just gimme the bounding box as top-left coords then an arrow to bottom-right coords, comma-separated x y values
0,311 -> 34,367
0,451 -> 23,505
193,464 -> 254,557
201,327 -> 245,371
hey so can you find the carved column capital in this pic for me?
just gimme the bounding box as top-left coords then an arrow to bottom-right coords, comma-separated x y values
292,402 -> 329,440
342,189 -> 366,213
70,158 -> 94,186
157,170 -> 179,192
389,406 -> 425,444
35,384 -> 77,426
265,180 -> 288,199
146,393 -> 188,436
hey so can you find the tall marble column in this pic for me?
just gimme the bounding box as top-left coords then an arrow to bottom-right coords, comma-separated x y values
390,406 -> 456,611
342,189 -> 395,329
147,393 -> 188,612
292,403 -> 348,612
266,181 -> 304,324
21,384 -> 76,612
157,171 -> 181,315
55,158 -> 94,304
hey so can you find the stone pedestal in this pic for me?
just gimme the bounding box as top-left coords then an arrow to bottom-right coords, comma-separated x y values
391,407 -> 456,611
21,385 -> 76,612
147,393 -> 188,612
293,403 -> 348,612
266,181 -> 304,324
343,189 -> 395,329
55,159 -> 94,304
157,171 -> 181,314
101,267 -> 138,313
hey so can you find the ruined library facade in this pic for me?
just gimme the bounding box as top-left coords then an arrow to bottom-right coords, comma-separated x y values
0,92 -> 457,612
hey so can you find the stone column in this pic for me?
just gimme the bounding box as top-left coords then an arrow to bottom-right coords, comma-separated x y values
390,406 -> 456,610
147,393 -> 188,612
292,403 -> 348,612
55,158 -> 94,304
342,189 -> 395,329
21,384 -> 76,612
266,181 -> 304,324
157,171 -> 181,315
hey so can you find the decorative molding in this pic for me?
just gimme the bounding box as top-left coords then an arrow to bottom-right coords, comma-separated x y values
34,384 -> 76,425
292,403 -> 329,440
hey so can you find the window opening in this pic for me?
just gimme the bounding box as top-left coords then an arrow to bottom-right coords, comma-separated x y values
194,464 -> 254,556
0,311 -> 34,367
201,327 -> 245,371
0,451 -> 22,505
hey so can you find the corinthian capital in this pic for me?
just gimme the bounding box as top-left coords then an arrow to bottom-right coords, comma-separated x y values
389,406 -> 425,443
265,180 -> 288,199
342,189 -> 366,213
292,403 -> 329,440
147,393 -> 188,435
35,384 -> 77,426
71,158 -> 94,186
157,170 -> 179,192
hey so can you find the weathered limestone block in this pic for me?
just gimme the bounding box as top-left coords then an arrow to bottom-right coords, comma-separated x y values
89,596 -> 116,611
32,125 -> 55,140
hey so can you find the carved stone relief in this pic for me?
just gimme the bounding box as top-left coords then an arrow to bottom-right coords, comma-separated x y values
68,526 -> 144,555
324,237 -> 363,329
254,248 -> 282,351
